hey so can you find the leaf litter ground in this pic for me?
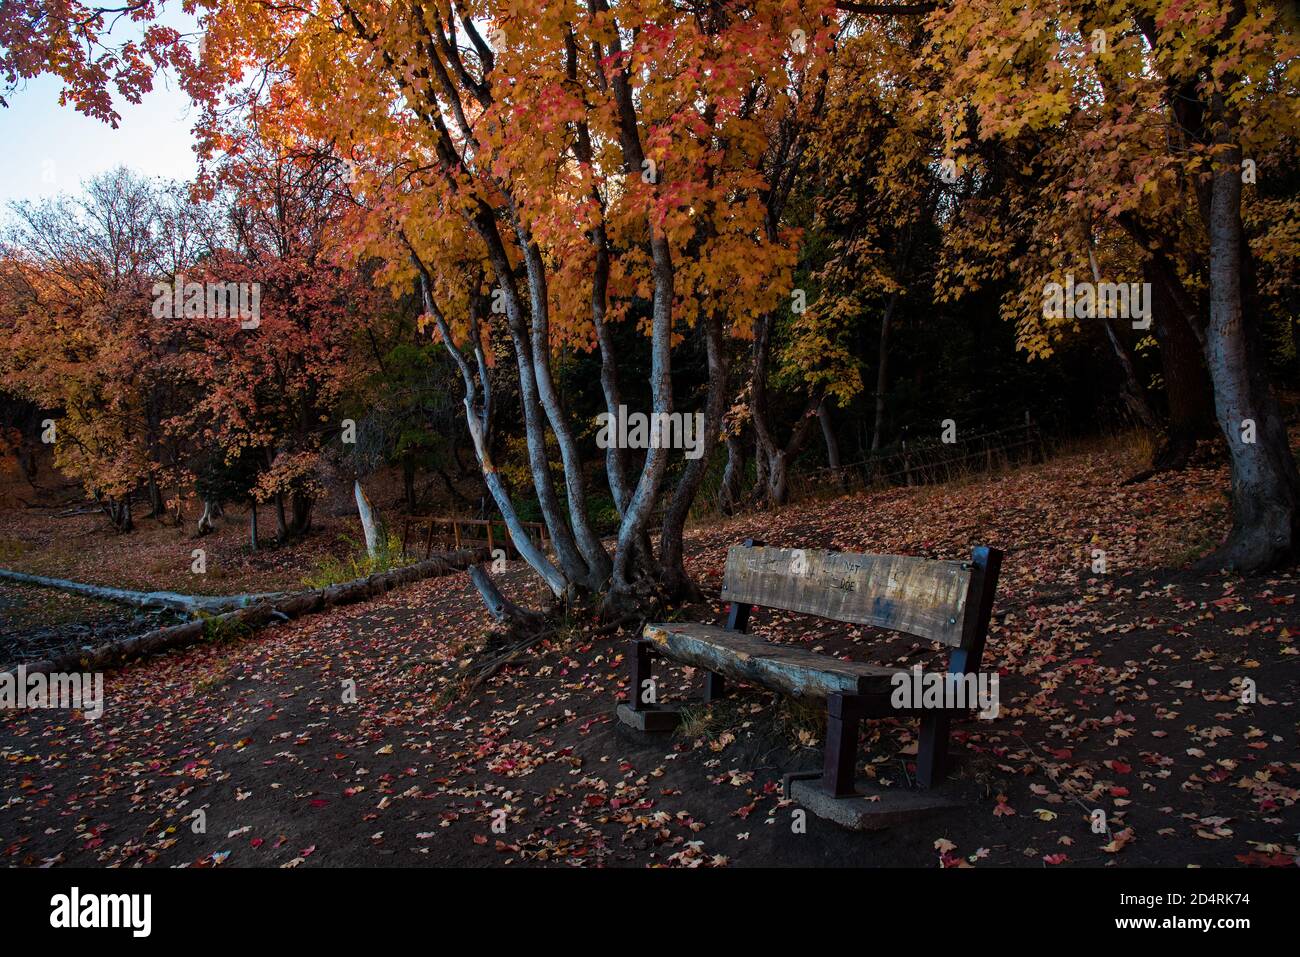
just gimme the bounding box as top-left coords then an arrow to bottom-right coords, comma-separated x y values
2,439 -> 1297,867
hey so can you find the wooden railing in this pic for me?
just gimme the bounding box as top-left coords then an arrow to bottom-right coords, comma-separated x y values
400,515 -> 549,561
793,419 -> 1047,500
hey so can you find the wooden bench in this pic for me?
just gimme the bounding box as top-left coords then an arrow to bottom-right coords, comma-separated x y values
619,540 -> 1002,811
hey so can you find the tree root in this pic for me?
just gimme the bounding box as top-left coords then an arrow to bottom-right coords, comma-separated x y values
453,610 -> 641,698
456,562 -> 663,699
468,563 -> 545,628
1121,434 -> 1197,485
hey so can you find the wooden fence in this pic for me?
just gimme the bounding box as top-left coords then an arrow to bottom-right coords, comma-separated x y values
792,418 -> 1047,501
400,515 -> 550,561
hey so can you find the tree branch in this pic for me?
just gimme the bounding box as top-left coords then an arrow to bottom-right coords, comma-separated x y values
835,1 -> 937,14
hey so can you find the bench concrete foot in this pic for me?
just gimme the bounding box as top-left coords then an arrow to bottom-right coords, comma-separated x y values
784,774 -> 963,831
616,702 -> 682,732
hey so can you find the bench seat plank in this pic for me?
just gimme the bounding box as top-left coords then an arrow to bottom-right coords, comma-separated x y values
643,621 -> 906,699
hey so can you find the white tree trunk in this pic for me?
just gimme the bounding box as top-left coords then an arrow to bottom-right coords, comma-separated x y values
354,480 -> 386,558
0,567 -> 282,613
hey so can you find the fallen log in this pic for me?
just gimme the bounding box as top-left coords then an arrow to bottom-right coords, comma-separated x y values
0,567 -> 283,614
4,548 -> 487,677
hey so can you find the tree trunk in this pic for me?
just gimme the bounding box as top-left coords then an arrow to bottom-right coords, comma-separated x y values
0,567 -> 283,614
465,204 -> 591,589
659,312 -> 727,599
753,425 -> 769,504
1102,316 -> 1161,432
469,563 -> 544,627
757,387 -> 825,509
95,491 -> 133,533
818,396 -> 841,470
607,222 -> 675,598
767,451 -> 792,506
1197,132 -> 1300,573
249,502 -> 259,552
289,492 -> 313,537
1088,245 -> 1161,432
413,261 -> 570,599
1291,310 -> 1300,385
146,475 -> 164,518
871,292 -> 898,452
590,224 -> 634,517
603,34 -> 677,604
719,432 -> 746,516
498,279 -> 590,586
197,499 -> 216,537
7,549 -> 485,679
354,479 -> 386,558
571,91 -> 635,519
402,459 -> 416,509
518,233 -> 611,588
1148,254 -> 1216,469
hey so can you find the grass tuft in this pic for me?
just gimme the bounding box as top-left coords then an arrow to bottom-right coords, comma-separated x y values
300,530 -> 415,589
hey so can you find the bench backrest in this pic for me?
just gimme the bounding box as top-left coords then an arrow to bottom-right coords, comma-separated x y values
721,544 -> 1002,654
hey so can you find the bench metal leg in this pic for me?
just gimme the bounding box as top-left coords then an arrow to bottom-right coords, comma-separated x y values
823,693 -> 863,797
630,639 -> 653,711
916,713 -> 950,788
703,671 -> 725,703
617,639 -> 681,731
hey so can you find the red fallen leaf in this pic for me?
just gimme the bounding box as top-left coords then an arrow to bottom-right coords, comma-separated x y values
472,834 -> 488,845
1110,786 -> 1130,797
310,799 -> 329,808
584,794 -> 606,807
250,838 -> 264,848
1106,760 -> 1132,774
1235,851 -> 1295,867
1043,853 -> 1068,865
300,845 -> 316,857
1232,852 -> 1294,868
1046,748 -> 1072,759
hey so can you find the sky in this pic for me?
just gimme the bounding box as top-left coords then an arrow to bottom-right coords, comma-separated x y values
0,9 -> 202,210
